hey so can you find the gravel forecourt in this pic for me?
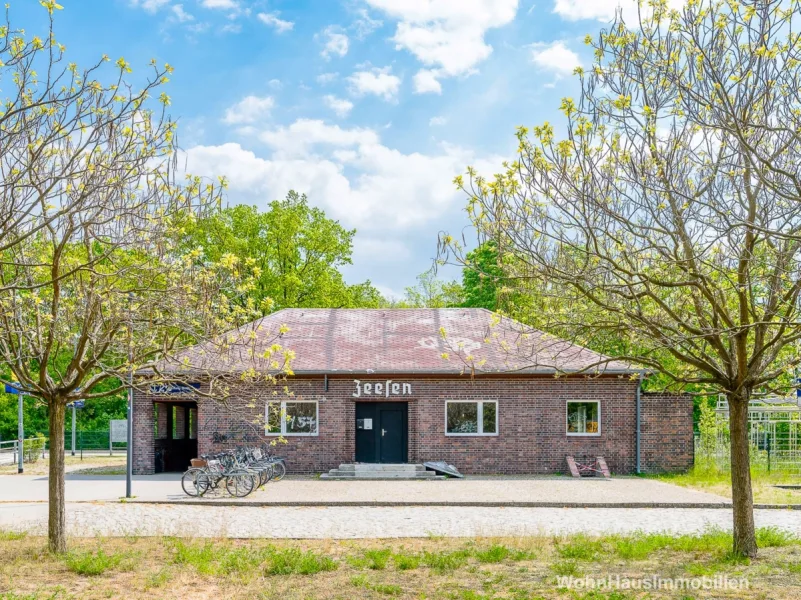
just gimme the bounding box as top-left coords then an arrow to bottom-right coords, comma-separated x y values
2,503 -> 801,539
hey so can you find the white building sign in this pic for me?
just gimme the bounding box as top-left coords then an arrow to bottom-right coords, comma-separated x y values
110,420 -> 128,443
352,379 -> 412,398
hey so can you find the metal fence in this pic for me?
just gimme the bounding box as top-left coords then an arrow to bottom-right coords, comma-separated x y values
695,428 -> 801,474
0,437 -> 47,465
0,440 -> 17,466
700,395 -> 801,474
58,430 -> 127,455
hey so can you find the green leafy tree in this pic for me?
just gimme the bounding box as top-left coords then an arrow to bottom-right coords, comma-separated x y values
442,0 -> 801,557
461,242 -> 503,311
398,271 -> 464,308
0,3 -> 288,553
181,193 -> 382,310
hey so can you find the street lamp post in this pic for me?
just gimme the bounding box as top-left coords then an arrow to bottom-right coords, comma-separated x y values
71,403 -> 76,456
5,384 -> 27,474
17,391 -> 23,474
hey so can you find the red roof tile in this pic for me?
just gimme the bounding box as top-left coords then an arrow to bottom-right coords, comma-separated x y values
160,308 -> 638,376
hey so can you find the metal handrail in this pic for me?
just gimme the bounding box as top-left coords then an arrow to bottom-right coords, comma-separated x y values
0,439 -> 19,465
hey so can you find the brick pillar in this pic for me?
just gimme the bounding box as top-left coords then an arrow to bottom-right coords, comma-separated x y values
133,390 -> 155,475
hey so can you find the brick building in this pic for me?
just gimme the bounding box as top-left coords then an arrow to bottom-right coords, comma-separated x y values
132,308 -> 693,475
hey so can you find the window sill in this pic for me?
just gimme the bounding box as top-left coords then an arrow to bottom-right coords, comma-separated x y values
566,433 -> 601,437
264,433 -> 319,437
445,433 -> 499,437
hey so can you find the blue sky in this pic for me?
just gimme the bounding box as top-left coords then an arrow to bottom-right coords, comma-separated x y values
15,0 -> 673,298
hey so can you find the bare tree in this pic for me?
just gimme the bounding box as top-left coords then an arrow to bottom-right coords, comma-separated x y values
0,4 -> 290,553
441,0 -> 801,557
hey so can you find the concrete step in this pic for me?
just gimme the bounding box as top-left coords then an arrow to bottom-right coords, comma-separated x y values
322,463 -> 445,480
325,471 -> 438,478
320,473 -> 446,480
338,463 -> 425,472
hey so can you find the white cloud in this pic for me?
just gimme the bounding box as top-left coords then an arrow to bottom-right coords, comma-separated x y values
530,41 -> 581,74
348,67 -> 402,101
171,4 -> 194,22
320,27 -> 350,59
259,119 -> 379,155
257,12 -> 294,33
317,72 -> 339,84
186,22 -> 210,34
352,8 -> 383,38
374,284 -> 404,300
365,0 -> 519,89
130,0 -> 170,13
413,69 -> 442,94
182,120 -> 501,229
429,116 -> 448,126
553,0 -> 685,22
200,0 -> 238,8
324,95 -> 355,118
268,79 -> 283,89
223,96 -> 275,125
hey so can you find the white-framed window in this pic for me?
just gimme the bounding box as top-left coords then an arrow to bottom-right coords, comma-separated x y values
445,401 -> 498,436
265,401 -> 319,436
566,400 -> 600,436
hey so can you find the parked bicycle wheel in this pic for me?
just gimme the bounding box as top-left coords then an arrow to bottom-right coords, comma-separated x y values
181,468 -> 208,497
258,469 -> 269,487
225,471 -> 256,497
270,461 -> 286,482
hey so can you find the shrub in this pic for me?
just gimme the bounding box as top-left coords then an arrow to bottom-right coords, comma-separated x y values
0,530 -> 27,541
22,434 -> 45,464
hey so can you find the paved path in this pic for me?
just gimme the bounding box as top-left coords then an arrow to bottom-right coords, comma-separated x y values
0,475 -> 730,506
1,503 -> 800,538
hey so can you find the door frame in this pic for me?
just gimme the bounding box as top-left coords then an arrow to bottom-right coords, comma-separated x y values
354,401 -> 408,464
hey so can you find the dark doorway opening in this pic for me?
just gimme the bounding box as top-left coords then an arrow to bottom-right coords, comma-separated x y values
153,401 -> 198,472
355,402 -> 408,463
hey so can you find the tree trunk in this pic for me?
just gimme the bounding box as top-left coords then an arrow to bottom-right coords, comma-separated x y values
728,392 -> 757,558
48,401 -> 67,554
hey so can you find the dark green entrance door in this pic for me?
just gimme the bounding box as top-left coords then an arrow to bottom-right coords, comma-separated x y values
355,402 -> 408,463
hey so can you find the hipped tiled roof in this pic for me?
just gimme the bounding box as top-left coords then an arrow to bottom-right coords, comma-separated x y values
156,308 -> 638,376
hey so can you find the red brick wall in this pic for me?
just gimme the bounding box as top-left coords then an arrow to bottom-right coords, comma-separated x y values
133,376 -> 694,475
640,392 -> 695,473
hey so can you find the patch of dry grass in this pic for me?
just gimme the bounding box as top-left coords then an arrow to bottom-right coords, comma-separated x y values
0,530 -> 799,599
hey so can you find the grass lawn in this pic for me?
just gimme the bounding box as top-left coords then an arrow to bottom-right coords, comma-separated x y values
653,464 -> 801,505
1,528 -> 800,599
0,454 -> 128,477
